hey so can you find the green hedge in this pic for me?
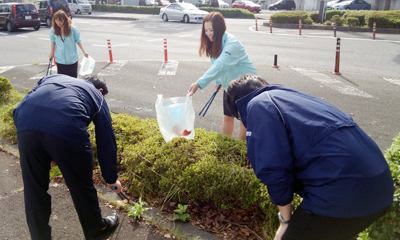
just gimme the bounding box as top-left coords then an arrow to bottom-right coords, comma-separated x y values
271,11 -> 313,24
92,4 -> 254,18
272,10 -> 399,29
367,10 -> 400,28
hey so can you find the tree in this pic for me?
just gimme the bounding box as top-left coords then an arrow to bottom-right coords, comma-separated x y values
384,0 -> 391,10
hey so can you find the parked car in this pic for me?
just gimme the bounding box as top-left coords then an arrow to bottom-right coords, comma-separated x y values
195,0 -> 210,7
0,2 -> 41,32
157,0 -> 170,6
232,0 -> 261,13
160,2 -> 208,23
34,0 -> 72,27
218,0 -> 229,8
326,0 -> 346,10
67,0 -> 92,14
268,0 -> 295,10
331,0 -> 371,10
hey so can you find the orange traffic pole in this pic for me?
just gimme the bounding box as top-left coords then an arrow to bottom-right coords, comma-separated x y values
255,16 -> 258,31
299,19 -> 302,35
333,38 -> 341,75
373,22 -> 376,40
107,39 -> 114,63
163,38 -> 168,63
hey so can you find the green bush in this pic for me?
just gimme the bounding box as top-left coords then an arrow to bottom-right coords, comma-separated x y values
271,11 -> 312,24
343,11 -> 368,26
309,12 -> 319,22
325,10 -> 347,21
347,17 -> 360,27
358,133 -> 400,239
324,20 -> 332,26
200,7 -> 254,18
367,10 -> 400,28
331,14 -> 345,26
0,76 -> 13,103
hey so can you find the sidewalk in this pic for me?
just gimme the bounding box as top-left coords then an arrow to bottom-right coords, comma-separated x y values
0,140 -> 220,240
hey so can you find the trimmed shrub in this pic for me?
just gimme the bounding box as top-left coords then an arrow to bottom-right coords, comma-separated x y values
331,14 -> 345,26
199,7 -> 254,18
309,11 -> 319,22
343,11 -> 367,26
271,11 -> 312,24
367,10 -> 400,28
325,9 -> 346,21
0,76 -> 13,103
347,17 -> 360,27
324,20 -> 332,26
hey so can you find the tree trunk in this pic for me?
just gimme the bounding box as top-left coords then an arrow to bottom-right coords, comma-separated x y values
384,0 -> 391,10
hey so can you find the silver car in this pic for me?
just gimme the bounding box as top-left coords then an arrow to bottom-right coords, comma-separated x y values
160,3 -> 209,23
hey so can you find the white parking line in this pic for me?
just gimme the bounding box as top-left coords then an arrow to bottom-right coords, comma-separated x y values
290,67 -> 375,98
169,28 -> 184,31
17,35 -> 28,38
39,38 -> 50,41
158,60 -> 179,75
92,43 -> 129,48
0,32 -> 8,36
383,77 -> 400,86
146,38 -> 164,42
98,60 -> 128,76
178,34 -> 193,38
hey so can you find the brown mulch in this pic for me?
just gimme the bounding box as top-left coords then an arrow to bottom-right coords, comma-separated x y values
161,200 -> 268,240
92,173 -> 268,240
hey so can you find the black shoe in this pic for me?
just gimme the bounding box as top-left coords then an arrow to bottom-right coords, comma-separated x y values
92,213 -> 119,240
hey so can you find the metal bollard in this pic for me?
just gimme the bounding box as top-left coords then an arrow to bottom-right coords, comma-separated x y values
272,54 -> 279,68
107,39 -> 114,63
333,38 -> 341,75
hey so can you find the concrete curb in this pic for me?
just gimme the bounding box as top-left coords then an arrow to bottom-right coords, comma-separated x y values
262,21 -> 400,34
96,185 -> 221,240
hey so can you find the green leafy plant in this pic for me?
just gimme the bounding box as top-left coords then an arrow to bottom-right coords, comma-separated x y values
50,165 -> 62,180
128,197 -> 149,220
173,204 -> 190,222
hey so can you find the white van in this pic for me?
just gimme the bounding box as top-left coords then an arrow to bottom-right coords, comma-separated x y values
68,0 -> 92,14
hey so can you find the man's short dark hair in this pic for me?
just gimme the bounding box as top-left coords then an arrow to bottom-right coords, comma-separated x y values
82,75 -> 108,96
225,74 -> 269,119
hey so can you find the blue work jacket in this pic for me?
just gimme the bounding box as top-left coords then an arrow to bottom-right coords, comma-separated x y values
13,74 -> 118,184
236,84 -> 394,218
196,32 -> 258,91
49,25 -> 81,65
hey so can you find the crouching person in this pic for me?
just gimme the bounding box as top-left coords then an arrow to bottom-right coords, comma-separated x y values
225,74 -> 394,240
13,74 -> 122,240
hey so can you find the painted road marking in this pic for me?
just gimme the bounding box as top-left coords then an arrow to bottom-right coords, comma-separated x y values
98,60 -> 128,76
17,35 -> 28,38
0,66 -> 15,74
290,67 -> 374,98
383,77 -> 400,86
158,60 -> 178,75
178,34 -> 193,38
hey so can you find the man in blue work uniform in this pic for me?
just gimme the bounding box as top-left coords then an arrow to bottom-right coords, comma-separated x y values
13,74 -> 122,240
225,74 -> 394,240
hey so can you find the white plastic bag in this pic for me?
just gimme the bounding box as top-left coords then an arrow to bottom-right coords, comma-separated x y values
155,94 -> 195,143
79,55 -> 95,76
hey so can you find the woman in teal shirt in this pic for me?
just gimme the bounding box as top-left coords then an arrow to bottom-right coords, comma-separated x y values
49,10 -> 88,78
188,12 -> 257,140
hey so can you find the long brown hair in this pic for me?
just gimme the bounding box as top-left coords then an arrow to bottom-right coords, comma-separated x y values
199,12 -> 226,59
52,10 -> 72,36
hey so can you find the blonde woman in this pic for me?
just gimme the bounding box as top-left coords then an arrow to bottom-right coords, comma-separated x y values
49,10 -> 88,78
